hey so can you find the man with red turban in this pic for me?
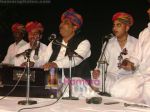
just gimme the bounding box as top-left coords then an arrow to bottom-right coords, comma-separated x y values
14,21 -> 47,67
91,12 -> 137,95
2,23 -> 27,65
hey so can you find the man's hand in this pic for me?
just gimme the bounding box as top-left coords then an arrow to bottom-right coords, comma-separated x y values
120,59 -> 135,71
92,69 -> 100,79
43,62 -> 58,71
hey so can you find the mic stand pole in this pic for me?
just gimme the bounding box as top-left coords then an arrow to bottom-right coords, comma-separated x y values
98,39 -> 111,97
18,50 -> 37,105
62,51 -> 79,100
53,40 -> 83,100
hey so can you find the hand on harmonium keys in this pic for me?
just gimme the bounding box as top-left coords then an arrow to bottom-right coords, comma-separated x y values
42,62 -> 58,71
119,59 -> 135,71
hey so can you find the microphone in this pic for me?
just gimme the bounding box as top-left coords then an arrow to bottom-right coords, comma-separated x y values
16,49 -> 32,58
48,34 -> 56,42
104,33 -> 114,41
48,34 -> 84,60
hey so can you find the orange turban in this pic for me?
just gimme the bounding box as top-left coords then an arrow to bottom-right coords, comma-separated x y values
112,12 -> 134,26
61,8 -> 83,29
11,23 -> 25,32
25,21 -> 44,33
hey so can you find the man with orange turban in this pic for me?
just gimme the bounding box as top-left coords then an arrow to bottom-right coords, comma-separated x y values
2,23 -> 27,65
112,12 -> 134,27
91,12 -> 137,95
14,21 -> 47,67
110,8 -> 150,106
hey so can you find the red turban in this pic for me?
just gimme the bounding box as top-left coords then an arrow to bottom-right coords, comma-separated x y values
25,21 -> 44,33
61,8 -> 83,29
147,8 -> 150,15
11,23 -> 25,32
112,12 -> 134,26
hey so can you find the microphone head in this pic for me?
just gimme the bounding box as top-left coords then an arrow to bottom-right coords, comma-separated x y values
104,33 -> 114,39
103,33 -> 114,42
48,34 -> 56,41
33,55 -> 39,60
25,49 -> 32,53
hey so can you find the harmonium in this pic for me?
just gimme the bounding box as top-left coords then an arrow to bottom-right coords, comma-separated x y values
0,64 -> 63,98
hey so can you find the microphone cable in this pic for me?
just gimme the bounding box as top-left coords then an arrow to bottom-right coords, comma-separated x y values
17,82 -> 69,112
0,67 -> 26,100
18,42 -> 84,111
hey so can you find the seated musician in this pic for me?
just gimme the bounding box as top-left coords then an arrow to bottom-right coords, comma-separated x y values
110,8 -> 150,106
2,23 -> 27,65
37,8 -> 93,97
91,12 -> 138,93
14,21 -> 47,67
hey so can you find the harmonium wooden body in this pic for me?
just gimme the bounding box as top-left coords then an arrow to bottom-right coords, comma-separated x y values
0,64 -> 62,98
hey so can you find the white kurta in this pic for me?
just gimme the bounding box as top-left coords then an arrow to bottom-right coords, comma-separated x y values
2,40 -> 27,65
14,42 -> 47,67
93,35 -> 137,93
37,39 -> 92,98
130,23 -> 150,76
111,23 -> 150,105
37,39 -> 91,68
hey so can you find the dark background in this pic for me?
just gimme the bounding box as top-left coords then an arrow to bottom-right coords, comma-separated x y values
0,0 -> 149,69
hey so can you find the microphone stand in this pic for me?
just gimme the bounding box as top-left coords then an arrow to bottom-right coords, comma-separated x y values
53,40 -> 82,100
98,39 -> 111,97
62,51 -> 79,100
18,49 -> 37,105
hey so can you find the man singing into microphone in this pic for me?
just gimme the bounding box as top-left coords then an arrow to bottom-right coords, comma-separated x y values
91,12 -> 137,93
38,8 -> 91,83
14,21 -> 47,67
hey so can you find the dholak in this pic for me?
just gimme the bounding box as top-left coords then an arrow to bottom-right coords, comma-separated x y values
45,68 -> 62,98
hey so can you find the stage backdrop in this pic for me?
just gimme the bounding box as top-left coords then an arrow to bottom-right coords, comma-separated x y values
0,0 -> 149,69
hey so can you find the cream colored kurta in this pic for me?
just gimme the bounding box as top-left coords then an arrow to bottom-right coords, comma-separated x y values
93,35 -> 137,93
14,42 -> 47,67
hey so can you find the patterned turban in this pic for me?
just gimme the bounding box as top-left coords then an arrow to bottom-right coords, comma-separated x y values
61,8 -> 83,29
25,21 -> 44,33
11,23 -> 25,32
112,12 -> 134,26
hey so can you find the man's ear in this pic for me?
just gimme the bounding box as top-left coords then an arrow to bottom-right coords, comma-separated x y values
39,34 -> 42,39
73,25 -> 78,31
126,25 -> 130,32
39,32 -> 43,39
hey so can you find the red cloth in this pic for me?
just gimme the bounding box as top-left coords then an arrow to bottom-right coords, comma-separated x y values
25,21 -> 44,33
11,23 -> 25,32
61,8 -> 83,29
112,12 -> 134,26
